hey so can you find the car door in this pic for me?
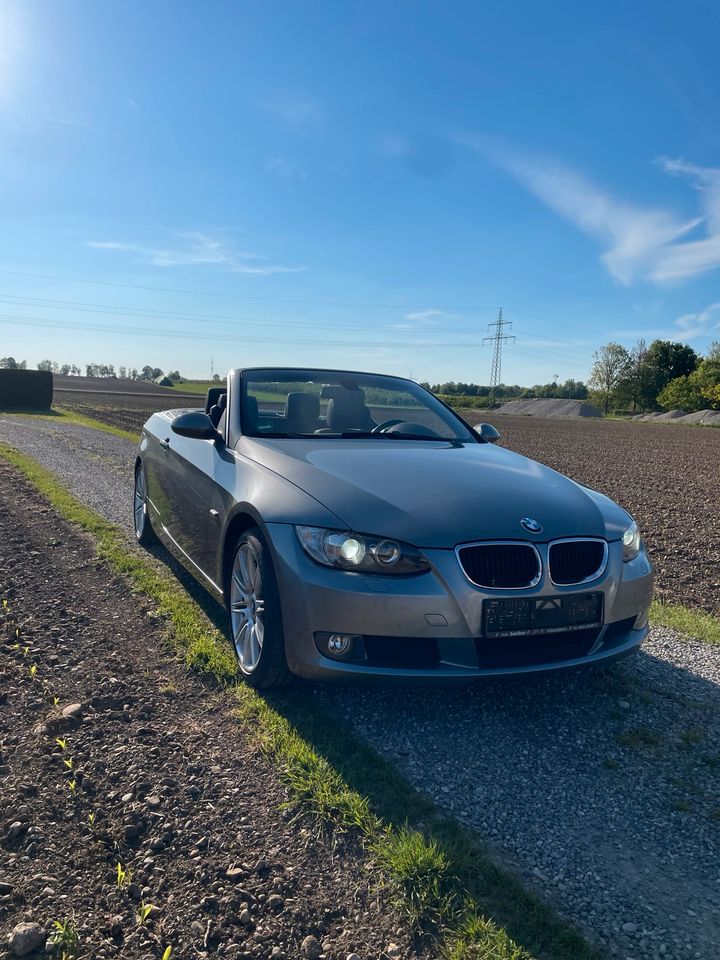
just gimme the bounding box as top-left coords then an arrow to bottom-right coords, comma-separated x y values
162,431 -> 219,585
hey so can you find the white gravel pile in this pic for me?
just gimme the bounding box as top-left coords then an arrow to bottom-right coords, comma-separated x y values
495,398 -> 602,418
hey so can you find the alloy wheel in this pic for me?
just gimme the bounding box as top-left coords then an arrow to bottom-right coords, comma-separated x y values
230,541 -> 266,673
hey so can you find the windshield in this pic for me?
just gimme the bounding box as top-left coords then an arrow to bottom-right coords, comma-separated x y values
241,369 -> 475,442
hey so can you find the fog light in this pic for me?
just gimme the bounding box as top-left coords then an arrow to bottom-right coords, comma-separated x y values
314,632 -> 366,662
329,633 -> 352,653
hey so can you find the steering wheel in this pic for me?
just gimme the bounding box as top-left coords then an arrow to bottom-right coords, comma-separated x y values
371,419 -> 407,434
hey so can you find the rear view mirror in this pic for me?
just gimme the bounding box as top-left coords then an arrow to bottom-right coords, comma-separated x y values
171,410 -> 221,441
474,422 -> 501,444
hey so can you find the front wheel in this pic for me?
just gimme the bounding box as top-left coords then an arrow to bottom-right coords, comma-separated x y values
133,464 -> 158,546
227,529 -> 292,688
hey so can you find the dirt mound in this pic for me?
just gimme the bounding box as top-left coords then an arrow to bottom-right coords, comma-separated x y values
494,398 -> 601,418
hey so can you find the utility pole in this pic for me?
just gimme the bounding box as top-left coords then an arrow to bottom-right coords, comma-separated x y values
483,308 -> 515,408
210,356 -> 214,380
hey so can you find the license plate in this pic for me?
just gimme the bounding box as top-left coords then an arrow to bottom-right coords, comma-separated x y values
483,593 -> 603,639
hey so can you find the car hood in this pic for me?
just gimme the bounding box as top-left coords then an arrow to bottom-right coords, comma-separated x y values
240,438 -> 631,548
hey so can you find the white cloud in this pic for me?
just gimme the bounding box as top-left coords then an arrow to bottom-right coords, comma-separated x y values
461,135 -> 720,286
404,309 -> 443,322
674,301 -> 720,339
86,232 -> 305,276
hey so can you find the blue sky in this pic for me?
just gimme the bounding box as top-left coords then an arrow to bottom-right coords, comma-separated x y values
1,0 -> 719,384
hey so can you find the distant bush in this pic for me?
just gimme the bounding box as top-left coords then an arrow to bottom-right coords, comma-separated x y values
0,369 -> 53,410
436,394 -> 492,410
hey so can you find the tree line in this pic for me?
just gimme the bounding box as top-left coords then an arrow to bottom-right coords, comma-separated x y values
587,339 -> 720,414
0,357 -> 183,382
419,378 -> 589,400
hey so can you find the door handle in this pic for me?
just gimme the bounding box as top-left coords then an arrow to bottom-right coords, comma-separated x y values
160,437 -> 170,450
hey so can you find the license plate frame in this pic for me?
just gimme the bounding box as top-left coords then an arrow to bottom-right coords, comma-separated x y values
483,593 -> 604,639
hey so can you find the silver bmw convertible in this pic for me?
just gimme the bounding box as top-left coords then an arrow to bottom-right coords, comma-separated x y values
133,367 -> 653,687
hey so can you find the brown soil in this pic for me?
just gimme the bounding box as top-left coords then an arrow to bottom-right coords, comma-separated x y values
0,461 -> 416,960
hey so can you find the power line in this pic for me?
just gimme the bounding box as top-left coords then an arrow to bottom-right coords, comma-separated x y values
0,312 -> 485,349
482,308 -> 515,406
0,266 -> 495,312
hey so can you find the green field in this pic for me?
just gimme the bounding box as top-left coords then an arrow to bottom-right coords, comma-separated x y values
170,380 -> 218,395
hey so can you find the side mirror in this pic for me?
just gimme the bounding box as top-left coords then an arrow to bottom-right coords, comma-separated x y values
171,410 -> 221,441
474,422 -> 501,444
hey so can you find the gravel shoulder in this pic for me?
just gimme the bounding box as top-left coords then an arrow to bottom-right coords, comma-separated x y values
0,460 -> 417,960
1,414 -> 719,960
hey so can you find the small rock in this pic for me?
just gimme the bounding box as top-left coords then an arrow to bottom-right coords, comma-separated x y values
61,703 -> 83,722
347,954 -> 361,960
621,922 -> 637,934
239,909 -> 252,926
617,699 -> 630,710
146,795 -> 161,808
302,935 -> 322,960
268,894 -> 284,910
385,945 -> 401,959
0,881 -> 13,895
8,921 -> 46,957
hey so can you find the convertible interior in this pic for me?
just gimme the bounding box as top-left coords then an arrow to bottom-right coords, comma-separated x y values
204,383 -> 444,438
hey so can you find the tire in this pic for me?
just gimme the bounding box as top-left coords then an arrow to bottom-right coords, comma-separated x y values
227,528 -> 292,689
133,463 -> 158,547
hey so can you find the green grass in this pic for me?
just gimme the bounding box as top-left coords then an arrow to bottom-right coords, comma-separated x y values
169,380 -> 217,394
0,439 -> 604,960
650,599 -> 720,645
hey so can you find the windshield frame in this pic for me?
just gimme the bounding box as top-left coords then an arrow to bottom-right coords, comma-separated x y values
238,367 -> 479,443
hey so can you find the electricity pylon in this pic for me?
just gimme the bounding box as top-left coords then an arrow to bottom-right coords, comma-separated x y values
483,308 -> 515,408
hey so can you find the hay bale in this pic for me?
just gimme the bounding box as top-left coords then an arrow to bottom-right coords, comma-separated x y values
0,369 -> 53,410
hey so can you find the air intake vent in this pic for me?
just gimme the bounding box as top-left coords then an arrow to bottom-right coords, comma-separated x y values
549,539 -> 607,584
457,543 -> 541,589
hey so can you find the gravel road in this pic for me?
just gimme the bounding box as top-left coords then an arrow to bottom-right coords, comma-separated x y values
1,413 -> 718,960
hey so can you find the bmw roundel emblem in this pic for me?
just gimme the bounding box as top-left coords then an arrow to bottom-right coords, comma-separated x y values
520,517 -> 542,534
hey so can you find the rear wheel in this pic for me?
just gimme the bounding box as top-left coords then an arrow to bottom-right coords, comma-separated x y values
133,464 -> 158,546
227,529 -> 292,688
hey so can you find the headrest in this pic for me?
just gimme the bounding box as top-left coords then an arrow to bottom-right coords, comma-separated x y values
285,392 -> 319,419
243,395 -> 259,431
326,391 -> 372,431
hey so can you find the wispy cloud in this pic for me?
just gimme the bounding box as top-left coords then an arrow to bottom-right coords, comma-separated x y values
461,135 -> 720,286
392,309 -> 446,331
265,156 -> 307,182
46,114 -> 92,129
254,95 -> 322,127
86,232 -> 305,276
674,301 -> 720,339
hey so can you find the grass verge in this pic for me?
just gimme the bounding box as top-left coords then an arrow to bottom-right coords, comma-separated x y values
650,599 -> 720,646
0,439 -> 604,960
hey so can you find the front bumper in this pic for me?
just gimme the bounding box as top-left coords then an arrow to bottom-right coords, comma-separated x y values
265,523 -> 654,682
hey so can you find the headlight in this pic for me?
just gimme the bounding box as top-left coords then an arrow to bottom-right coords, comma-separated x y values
295,526 -> 430,574
622,520 -> 641,561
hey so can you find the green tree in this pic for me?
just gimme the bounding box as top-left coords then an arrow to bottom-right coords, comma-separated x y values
640,339 -> 699,407
657,375 -> 704,413
588,342 -> 631,414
